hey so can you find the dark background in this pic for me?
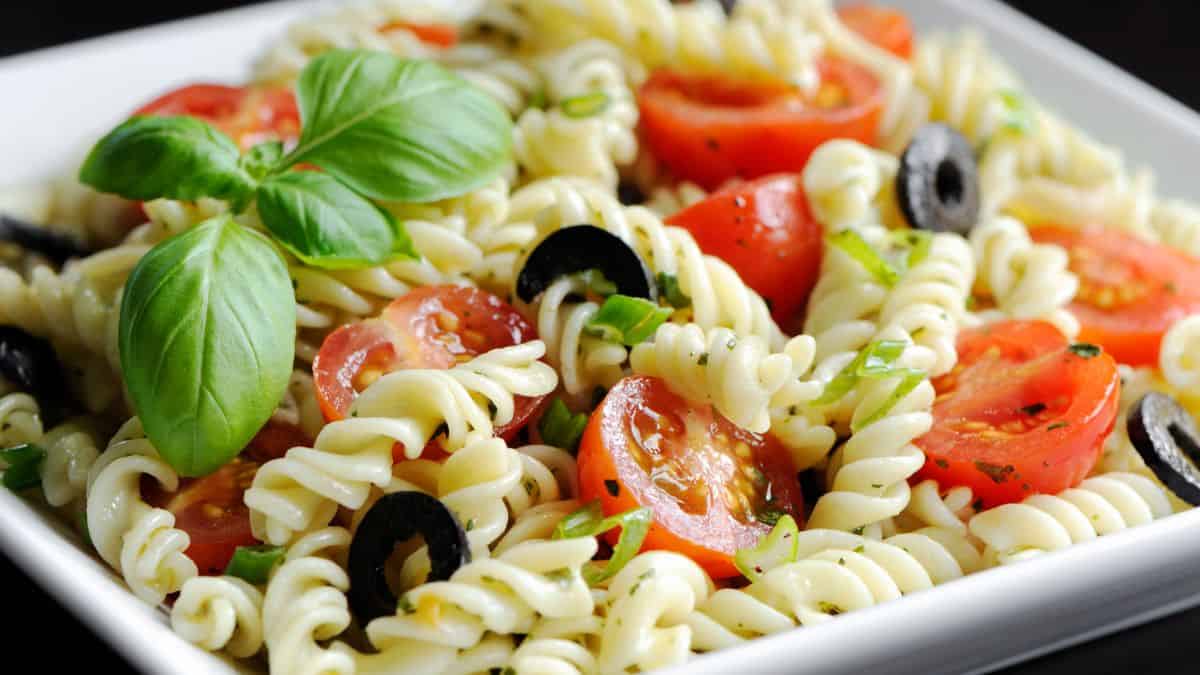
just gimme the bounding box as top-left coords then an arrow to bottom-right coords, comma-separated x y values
2,1 -> 1197,673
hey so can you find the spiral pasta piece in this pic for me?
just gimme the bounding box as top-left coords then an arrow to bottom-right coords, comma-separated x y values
894,480 -> 977,535
262,554 -> 355,675
246,342 -> 557,545
84,418 -> 197,605
0,392 -> 42,448
968,472 -> 1174,564
171,576 -> 265,658
969,215 -> 1080,338
38,417 -> 103,508
801,139 -> 899,233
644,181 -> 708,219
1159,315 -> 1200,391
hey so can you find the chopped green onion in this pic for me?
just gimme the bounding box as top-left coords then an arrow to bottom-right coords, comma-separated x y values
224,544 -> 286,585
815,340 -> 908,405
539,399 -> 588,454
554,500 -> 652,584
828,230 -> 902,287
1068,343 -> 1101,358
578,269 -> 618,298
655,272 -> 691,309
996,88 -> 1036,135
734,514 -> 799,582
584,294 -> 673,346
852,368 -> 926,432
560,91 -> 611,119
1,444 -> 45,491
894,229 -> 933,270
527,87 -> 549,111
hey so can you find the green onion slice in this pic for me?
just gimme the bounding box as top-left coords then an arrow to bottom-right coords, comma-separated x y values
538,399 -> 589,454
554,500 -> 652,584
224,544 -> 286,585
560,91 -> 611,119
584,294 -> 673,346
0,443 -> 45,491
734,514 -> 799,582
828,229 -> 902,287
656,272 -> 692,309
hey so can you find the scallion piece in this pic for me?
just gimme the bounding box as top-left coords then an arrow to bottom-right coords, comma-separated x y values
538,398 -> 589,454
828,229 -> 902,287
815,339 -> 907,405
1,443 -> 45,491
655,272 -> 691,309
579,269 -> 618,298
560,91 -> 611,119
734,514 -> 799,582
224,544 -> 286,585
996,88 -> 1036,135
852,368 -> 927,432
584,294 -> 673,346
554,500 -> 652,584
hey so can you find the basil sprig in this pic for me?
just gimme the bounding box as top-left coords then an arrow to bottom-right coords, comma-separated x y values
79,49 -> 512,477
120,217 -> 295,477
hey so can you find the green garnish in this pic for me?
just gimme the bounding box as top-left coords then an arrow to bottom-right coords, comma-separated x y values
224,544 -> 286,585
579,269 -> 618,298
560,91 -> 611,118
0,444 -> 46,491
1047,421 -> 1069,431
554,500 -> 652,584
828,230 -> 901,286
604,479 -> 620,497
814,339 -> 927,432
995,88 -> 1036,136
538,399 -> 589,454
734,515 -> 799,583
584,294 -> 673,346
1068,343 -> 1101,358
656,272 -> 692,309
1019,402 -> 1047,416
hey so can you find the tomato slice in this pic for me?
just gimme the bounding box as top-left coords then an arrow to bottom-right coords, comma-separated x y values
244,420 -> 312,464
915,320 -> 1120,508
313,286 -> 545,458
837,4 -> 915,59
143,457 -> 260,575
378,21 -> 459,48
637,57 -> 884,190
666,174 -> 822,326
578,376 -> 804,579
1029,225 -> 1200,367
135,84 -> 300,150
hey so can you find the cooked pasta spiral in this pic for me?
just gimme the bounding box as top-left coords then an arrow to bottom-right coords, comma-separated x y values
84,418 -> 197,605
262,551 -> 355,675
171,576 -> 265,658
644,181 -> 708,219
969,215 -> 1080,338
0,391 -> 42,448
38,417 -> 103,508
968,472 -> 1174,564
801,139 -> 899,233
894,479 -> 977,535
524,276 -> 629,402
246,342 -> 557,545
1159,315 -> 1200,391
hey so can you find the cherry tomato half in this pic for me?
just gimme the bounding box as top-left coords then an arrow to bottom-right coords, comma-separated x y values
666,174 -> 822,326
578,376 -> 804,579
1029,225 -> 1200,367
313,286 -> 545,459
135,84 -> 300,150
915,320 -> 1120,508
837,4 -> 915,59
637,57 -> 884,190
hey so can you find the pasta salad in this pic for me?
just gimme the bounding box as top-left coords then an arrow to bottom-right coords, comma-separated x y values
1,1 -> 1199,673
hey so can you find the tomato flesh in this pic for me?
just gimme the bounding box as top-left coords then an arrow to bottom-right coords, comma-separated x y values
378,21 -> 459,47
666,174 -> 822,326
637,58 -> 884,190
313,286 -> 545,459
135,83 -> 300,150
915,321 -> 1120,508
837,4 -> 915,59
578,376 -> 803,579
1029,225 -> 1200,366
143,457 -> 260,575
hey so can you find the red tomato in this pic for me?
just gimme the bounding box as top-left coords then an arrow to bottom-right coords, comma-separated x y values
915,321 -> 1120,508
244,420 -> 312,464
578,376 -> 804,579
1029,225 -> 1200,367
135,84 -> 300,150
837,4 -> 915,59
637,58 -> 884,190
313,286 -> 545,459
143,457 -> 260,575
666,174 -> 822,326
378,21 -> 459,48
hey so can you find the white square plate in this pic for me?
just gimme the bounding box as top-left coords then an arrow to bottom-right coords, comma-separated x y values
3,1 -> 1200,674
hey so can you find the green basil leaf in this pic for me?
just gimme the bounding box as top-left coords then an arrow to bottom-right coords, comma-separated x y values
284,50 -> 512,202
241,140 -> 285,181
256,171 -> 417,269
584,294 -> 673,346
734,514 -> 799,582
120,216 -> 295,477
225,544 -> 286,584
79,116 -> 255,209
553,499 -> 652,584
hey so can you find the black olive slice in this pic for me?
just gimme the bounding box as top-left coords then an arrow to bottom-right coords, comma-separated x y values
1127,392 -> 1200,505
896,123 -> 981,236
0,214 -> 91,265
0,326 -> 66,426
347,491 -> 471,624
515,225 -> 655,303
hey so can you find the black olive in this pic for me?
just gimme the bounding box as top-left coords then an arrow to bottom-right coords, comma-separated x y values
515,225 -> 655,303
671,0 -> 736,14
347,491 -> 471,624
896,123 -> 981,236
0,326 -> 66,426
617,181 -> 646,206
1127,392 -> 1200,505
0,214 -> 91,265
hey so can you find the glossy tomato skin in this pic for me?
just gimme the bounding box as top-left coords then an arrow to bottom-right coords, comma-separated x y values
1030,225 -> 1200,367
638,58 -> 883,190
313,286 -> 545,458
135,84 -> 300,150
143,457 -> 261,575
578,376 -> 804,579
915,321 -> 1120,508
837,4 -> 915,59
666,174 -> 822,326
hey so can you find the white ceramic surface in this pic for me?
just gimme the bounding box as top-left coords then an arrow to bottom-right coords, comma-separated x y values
2,1 -> 1199,673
